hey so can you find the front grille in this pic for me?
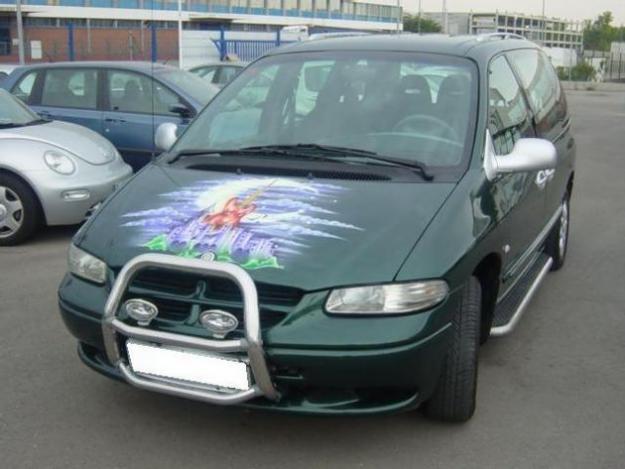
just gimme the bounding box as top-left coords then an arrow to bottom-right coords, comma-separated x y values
119,268 -> 303,334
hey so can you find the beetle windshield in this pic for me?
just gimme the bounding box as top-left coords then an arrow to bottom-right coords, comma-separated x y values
157,69 -> 220,106
0,89 -> 41,127
173,51 -> 477,171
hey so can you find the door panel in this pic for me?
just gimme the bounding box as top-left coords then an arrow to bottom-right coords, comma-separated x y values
487,55 -> 547,285
507,49 -> 575,217
104,70 -> 189,171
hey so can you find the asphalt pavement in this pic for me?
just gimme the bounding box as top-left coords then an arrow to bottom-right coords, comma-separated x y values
1,90 -> 624,469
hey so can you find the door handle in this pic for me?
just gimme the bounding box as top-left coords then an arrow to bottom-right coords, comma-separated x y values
104,117 -> 127,124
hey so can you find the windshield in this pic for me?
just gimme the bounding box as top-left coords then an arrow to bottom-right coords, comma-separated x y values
157,68 -> 220,106
0,89 -> 41,126
173,51 -> 477,169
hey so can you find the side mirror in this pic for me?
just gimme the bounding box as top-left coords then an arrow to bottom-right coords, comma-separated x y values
484,132 -> 557,180
169,103 -> 193,119
155,122 -> 178,152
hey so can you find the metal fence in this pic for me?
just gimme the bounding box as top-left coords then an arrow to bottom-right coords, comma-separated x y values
214,36 -> 295,62
603,55 -> 625,82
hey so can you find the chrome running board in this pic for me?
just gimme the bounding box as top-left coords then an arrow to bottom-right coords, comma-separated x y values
490,254 -> 553,337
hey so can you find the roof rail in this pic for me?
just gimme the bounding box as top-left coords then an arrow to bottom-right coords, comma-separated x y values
475,32 -> 527,42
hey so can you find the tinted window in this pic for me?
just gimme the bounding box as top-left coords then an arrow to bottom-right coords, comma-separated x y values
108,71 -> 183,116
198,67 -> 217,82
0,89 -> 40,125
175,51 -> 477,169
12,71 -> 37,104
156,68 -> 219,106
488,56 -> 533,155
0,71 -> 8,83
507,49 -> 566,133
41,69 -> 98,109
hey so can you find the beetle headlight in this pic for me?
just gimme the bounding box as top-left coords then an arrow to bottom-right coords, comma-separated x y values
325,280 -> 449,315
68,244 -> 106,284
44,150 -> 76,175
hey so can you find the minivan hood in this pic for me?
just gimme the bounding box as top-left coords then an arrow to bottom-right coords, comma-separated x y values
0,120 -> 116,165
78,165 -> 455,291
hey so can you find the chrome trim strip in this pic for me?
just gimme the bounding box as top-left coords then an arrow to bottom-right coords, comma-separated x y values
491,256 -> 553,337
102,253 -> 280,403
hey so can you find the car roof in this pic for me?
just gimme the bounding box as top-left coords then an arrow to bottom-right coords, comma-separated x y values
12,61 -> 178,73
267,34 -> 539,63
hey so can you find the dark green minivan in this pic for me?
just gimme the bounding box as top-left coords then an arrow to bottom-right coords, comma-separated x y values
58,34 -> 575,422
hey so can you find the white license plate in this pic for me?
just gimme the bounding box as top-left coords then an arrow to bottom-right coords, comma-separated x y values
126,340 -> 250,391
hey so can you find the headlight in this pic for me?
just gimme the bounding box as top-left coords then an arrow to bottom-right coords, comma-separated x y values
68,244 -> 106,284
325,280 -> 449,315
44,150 -> 75,175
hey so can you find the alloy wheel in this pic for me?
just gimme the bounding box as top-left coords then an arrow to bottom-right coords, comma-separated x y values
0,186 -> 24,239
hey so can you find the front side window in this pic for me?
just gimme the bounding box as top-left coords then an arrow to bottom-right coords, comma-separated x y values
216,66 -> 241,85
488,56 -> 533,155
41,69 -> 98,109
108,71 -> 183,116
507,49 -> 561,124
174,51 -> 477,170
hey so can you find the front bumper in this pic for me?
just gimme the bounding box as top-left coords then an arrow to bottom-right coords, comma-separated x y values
59,255 -> 456,415
28,161 -> 132,226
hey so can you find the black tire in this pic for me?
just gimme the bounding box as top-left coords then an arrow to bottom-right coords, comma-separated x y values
423,277 -> 481,423
545,193 -> 570,271
0,173 -> 41,246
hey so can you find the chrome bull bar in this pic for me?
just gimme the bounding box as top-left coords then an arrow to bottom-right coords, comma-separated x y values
102,253 -> 280,404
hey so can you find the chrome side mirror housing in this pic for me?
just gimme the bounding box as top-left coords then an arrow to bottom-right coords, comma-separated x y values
155,122 -> 178,152
484,130 -> 557,181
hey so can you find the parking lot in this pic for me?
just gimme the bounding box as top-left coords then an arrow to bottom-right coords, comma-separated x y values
1,90 -> 624,468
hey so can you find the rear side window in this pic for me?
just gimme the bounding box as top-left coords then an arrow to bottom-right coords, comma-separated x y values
41,69 -> 98,109
507,49 -> 566,133
488,56 -> 533,155
12,71 -> 37,104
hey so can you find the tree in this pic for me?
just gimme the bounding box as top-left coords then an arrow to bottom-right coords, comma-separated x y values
403,14 -> 442,33
583,11 -> 624,51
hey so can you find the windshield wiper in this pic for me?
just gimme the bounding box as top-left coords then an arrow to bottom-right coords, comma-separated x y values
242,144 -> 434,180
169,147 -> 333,165
169,144 -> 433,180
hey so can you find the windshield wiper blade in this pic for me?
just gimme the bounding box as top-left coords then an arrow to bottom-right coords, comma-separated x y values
169,146 -> 330,164
245,144 -> 434,180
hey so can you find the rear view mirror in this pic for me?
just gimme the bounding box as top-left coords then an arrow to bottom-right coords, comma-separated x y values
155,122 -> 178,152
169,104 -> 193,119
484,132 -> 557,180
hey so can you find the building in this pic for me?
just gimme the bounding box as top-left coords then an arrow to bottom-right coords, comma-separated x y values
0,0 -> 401,63
423,11 -> 583,51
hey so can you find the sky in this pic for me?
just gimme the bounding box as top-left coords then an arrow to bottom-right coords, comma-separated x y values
402,0 -> 625,25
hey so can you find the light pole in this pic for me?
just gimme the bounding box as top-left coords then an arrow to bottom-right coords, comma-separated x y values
178,0 -> 184,68
15,0 -> 25,65
418,0 -> 422,33
442,0 -> 448,34
396,0 -> 401,33
541,0 -> 546,43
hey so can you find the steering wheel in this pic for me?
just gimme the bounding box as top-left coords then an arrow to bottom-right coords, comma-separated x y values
393,115 -> 460,142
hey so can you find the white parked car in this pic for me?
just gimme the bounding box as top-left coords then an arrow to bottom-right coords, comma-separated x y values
0,89 -> 132,245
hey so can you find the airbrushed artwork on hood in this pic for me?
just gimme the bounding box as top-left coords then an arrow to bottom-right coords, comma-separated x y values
121,177 -> 362,270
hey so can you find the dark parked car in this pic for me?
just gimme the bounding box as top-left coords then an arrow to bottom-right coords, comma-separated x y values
58,34 -> 574,422
189,61 -> 244,88
2,62 -> 219,171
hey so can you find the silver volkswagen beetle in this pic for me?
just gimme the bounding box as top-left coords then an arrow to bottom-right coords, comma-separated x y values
0,89 -> 132,245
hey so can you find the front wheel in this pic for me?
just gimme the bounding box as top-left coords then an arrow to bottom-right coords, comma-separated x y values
423,277 -> 481,422
545,194 -> 570,271
0,174 -> 40,246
